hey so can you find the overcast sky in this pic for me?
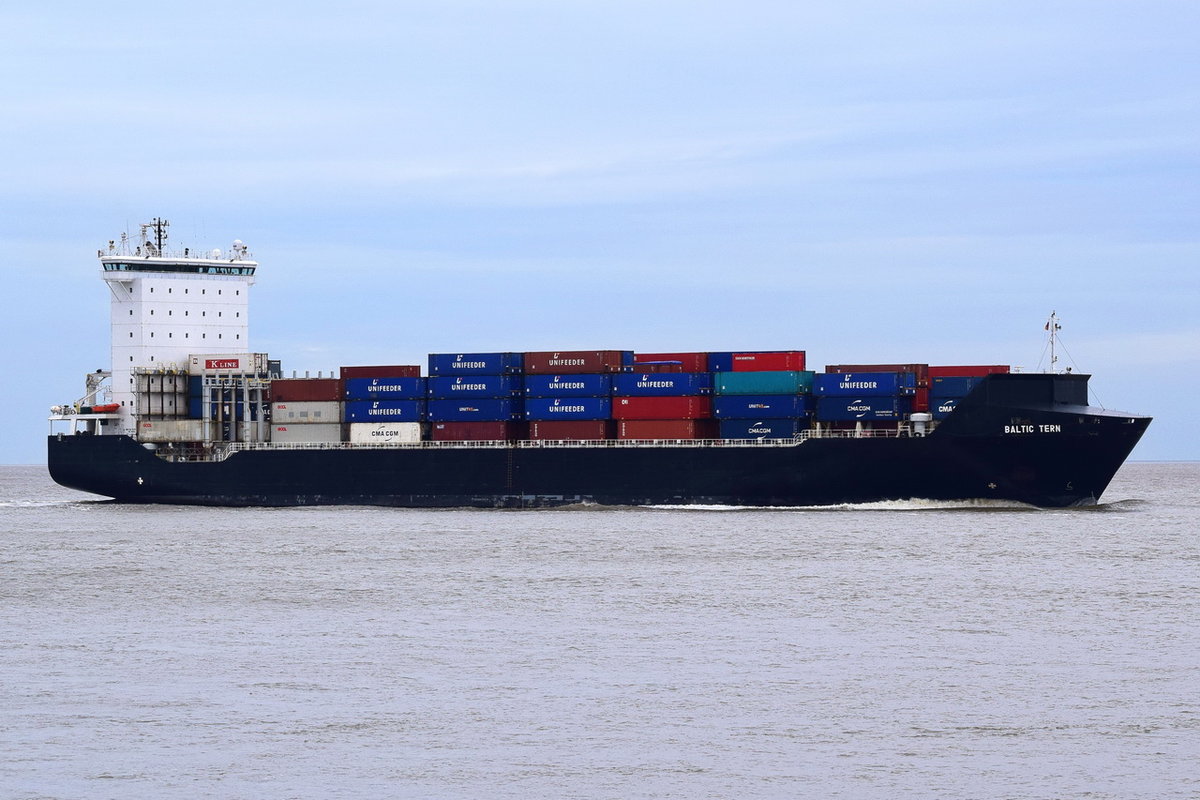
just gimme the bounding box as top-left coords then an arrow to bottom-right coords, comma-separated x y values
2,1 -> 1196,463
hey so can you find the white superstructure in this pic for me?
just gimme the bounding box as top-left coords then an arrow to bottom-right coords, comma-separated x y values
99,218 -> 257,435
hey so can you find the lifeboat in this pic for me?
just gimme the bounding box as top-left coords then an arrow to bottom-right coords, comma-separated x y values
90,403 -> 120,413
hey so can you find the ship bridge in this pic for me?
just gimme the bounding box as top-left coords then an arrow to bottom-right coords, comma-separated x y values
101,258 -> 257,276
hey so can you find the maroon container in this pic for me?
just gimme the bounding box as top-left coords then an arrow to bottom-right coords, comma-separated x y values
732,351 -> 806,372
617,419 -> 718,440
340,365 -> 421,379
826,363 -> 929,387
928,365 -> 1010,378
528,420 -> 614,441
913,387 -> 929,413
430,421 -> 525,441
524,350 -> 630,374
635,363 -> 685,373
270,378 -> 344,402
634,352 -> 710,372
611,396 -> 712,420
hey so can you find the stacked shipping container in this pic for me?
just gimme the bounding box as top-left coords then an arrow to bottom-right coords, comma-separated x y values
928,365 -> 1010,419
427,353 -> 526,440
341,367 -> 426,442
813,370 -> 916,425
711,366 -> 815,440
521,351 -> 630,440
272,376 -> 344,443
249,350 -> 1003,445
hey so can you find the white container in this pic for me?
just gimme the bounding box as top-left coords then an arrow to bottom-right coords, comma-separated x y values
348,422 -> 423,444
271,401 -> 342,422
136,419 -> 205,443
271,423 -> 343,443
189,353 -> 270,375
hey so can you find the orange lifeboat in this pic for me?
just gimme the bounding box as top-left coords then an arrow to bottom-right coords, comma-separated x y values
91,403 -> 120,413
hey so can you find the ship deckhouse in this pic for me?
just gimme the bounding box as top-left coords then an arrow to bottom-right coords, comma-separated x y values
99,219 -> 257,435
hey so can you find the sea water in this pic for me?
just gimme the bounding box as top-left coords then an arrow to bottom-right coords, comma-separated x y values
1,463 -> 1196,799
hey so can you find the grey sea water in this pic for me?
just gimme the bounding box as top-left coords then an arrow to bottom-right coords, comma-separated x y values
0,462 -> 1196,800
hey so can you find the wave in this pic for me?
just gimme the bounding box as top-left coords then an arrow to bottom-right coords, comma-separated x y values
0,498 -> 102,509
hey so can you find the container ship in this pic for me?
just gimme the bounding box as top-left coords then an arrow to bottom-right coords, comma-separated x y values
47,220 -> 1151,508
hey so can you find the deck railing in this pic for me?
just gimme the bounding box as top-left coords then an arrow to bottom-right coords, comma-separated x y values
151,424 -> 921,463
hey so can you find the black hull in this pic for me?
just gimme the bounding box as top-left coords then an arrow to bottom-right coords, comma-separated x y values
48,374 -> 1151,509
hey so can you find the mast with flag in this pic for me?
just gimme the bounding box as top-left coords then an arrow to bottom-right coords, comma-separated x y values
1045,311 -> 1062,373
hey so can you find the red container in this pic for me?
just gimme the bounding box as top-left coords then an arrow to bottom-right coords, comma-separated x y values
528,420 -> 614,441
611,396 -> 712,420
636,363 -> 685,373
430,421 -> 526,441
732,351 -> 806,372
340,365 -> 421,379
913,387 -> 929,413
617,419 -> 718,440
928,365 -> 1010,377
269,378 -> 344,402
524,350 -> 630,374
634,352 -> 710,372
826,363 -> 929,387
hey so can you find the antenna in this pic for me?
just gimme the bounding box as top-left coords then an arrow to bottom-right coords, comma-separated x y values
1045,311 -> 1062,373
151,217 -> 169,252
139,217 -> 170,255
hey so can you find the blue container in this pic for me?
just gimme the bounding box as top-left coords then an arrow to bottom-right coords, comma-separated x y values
344,399 -> 426,422
427,375 -> 522,399
813,372 -> 916,397
427,352 -> 524,376
929,376 -> 982,398
611,372 -> 712,397
344,377 -> 427,400
713,394 -> 814,419
524,374 -> 612,398
188,375 -> 203,397
719,418 -> 808,439
427,397 -> 521,422
714,371 -> 813,395
525,397 -> 612,421
816,396 -> 912,421
932,397 -> 960,419
708,352 -> 734,372
188,396 -> 202,418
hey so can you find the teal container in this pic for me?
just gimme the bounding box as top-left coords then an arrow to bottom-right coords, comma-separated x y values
714,370 -> 814,395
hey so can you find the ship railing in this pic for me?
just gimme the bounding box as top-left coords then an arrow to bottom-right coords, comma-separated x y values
187,425 -> 918,462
